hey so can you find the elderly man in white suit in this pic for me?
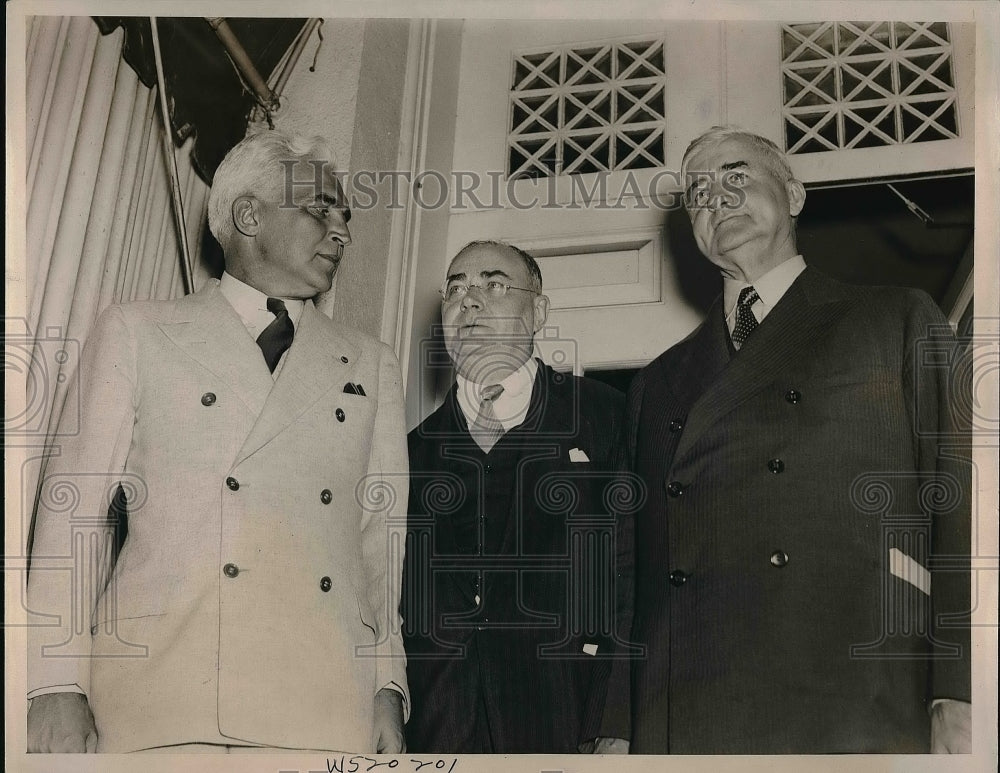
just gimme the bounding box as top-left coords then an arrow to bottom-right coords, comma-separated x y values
27,129 -> 409,753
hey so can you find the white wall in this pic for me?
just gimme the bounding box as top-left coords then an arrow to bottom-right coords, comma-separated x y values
272,18 -> 411,341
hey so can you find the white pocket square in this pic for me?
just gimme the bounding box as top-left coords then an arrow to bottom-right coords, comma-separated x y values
569,448 -> 590,462
889,547 -> 931,596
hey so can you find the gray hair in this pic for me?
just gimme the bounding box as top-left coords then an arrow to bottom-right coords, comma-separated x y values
681,125 -> 794,184
207,128 -> 338,249
452,240 -> 543,293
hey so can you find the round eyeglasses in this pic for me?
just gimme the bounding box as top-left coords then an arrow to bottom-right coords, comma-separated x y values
439,280 -> 536,303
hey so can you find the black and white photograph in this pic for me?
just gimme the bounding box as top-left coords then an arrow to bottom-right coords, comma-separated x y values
5,1 -> 998,772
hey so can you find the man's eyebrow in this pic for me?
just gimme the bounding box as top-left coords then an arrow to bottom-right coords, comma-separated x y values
309,191 -> 352,220
311,192 -> 344,206
685,160 -> 749,197
445,269 -> 513,283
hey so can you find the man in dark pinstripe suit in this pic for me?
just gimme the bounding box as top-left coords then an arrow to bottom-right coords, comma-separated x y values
625,126 -> 971,753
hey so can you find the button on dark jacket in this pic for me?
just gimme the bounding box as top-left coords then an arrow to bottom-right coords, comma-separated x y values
625,268 -> 971,753
403,362 -> 634,753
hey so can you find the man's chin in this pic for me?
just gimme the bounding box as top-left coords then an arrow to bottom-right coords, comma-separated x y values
310,276 -> 336,300
452,343 -> 531,382
707,235 -> 761,269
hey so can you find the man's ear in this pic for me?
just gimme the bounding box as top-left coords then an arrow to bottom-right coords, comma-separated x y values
786,179 -> 806,218
232,196 -> 260,237
532,294 -> 550,333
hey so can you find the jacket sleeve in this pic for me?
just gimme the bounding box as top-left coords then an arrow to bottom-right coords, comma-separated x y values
903,292 -> 972,703
359,342 -> 411,716
593,376 -> 641,742
27,304 -> 136,700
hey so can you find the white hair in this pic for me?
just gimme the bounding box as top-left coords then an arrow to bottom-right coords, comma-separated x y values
681,125 -> 794,184
207,128 -> 338,249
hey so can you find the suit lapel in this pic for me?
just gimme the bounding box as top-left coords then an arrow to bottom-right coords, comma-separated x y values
499,364 -> 570,551
425,389 -> 485,608
156,281 -> 273,416
657,298 -> 731,412
675,268 -> 851,460
235,303 -> 358,463
520,362 -> 575,436
640,299 -> 730,464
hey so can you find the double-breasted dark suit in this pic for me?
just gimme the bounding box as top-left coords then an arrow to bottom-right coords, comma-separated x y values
627,267 -> 970,753
402,362 -> 633,752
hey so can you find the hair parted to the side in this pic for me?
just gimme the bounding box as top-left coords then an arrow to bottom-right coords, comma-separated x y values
681,125 -> 795,185
452,239 -> 544,293
207,128 -> 338,250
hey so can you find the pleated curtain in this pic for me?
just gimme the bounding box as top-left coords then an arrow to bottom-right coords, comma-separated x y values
23,16 -> 213,530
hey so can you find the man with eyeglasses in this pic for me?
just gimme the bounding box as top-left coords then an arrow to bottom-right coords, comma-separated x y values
27,129 -> 408,753
401,240 -> 633,754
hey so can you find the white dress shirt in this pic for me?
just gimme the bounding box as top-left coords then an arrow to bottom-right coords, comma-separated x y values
219,272 -> 304,379
456,356 -> 538,432
722,255 -> 806,348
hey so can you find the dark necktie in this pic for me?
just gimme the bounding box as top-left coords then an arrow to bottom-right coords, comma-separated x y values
470,383 -> 505,453
731,286 -> 760,349
256,297 -> 294,373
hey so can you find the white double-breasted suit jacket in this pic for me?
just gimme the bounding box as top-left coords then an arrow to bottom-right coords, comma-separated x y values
27,279 -> 409,752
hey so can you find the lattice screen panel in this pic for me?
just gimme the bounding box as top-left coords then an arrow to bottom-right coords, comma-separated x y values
781,22 -> 959,154
508,39 -> 666,179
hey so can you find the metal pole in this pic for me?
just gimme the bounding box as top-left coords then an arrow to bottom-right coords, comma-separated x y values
205,17 -> 279,111
271,18 -> 322,97
150,16 -> 196,295
886,183 -> 935,226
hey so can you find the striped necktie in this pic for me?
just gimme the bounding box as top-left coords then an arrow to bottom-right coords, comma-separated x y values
470,383 -> 505,453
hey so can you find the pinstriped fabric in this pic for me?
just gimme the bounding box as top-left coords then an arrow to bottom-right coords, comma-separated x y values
627,268 -> 971,753
404,363 -> 632,752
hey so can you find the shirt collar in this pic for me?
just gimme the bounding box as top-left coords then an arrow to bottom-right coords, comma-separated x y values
219,271 -> 305,337
456,356 -> 539,433
723,255 -> 806,325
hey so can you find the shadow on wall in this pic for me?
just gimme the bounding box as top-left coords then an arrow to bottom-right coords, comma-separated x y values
201,227 -> 226,280
665,207 -> 720,317
429,326 -> 456,404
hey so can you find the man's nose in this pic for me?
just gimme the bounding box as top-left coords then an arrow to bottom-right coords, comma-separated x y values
460,287 -> 484,311
327,211 -> 352,246
708,180 -> 741,213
